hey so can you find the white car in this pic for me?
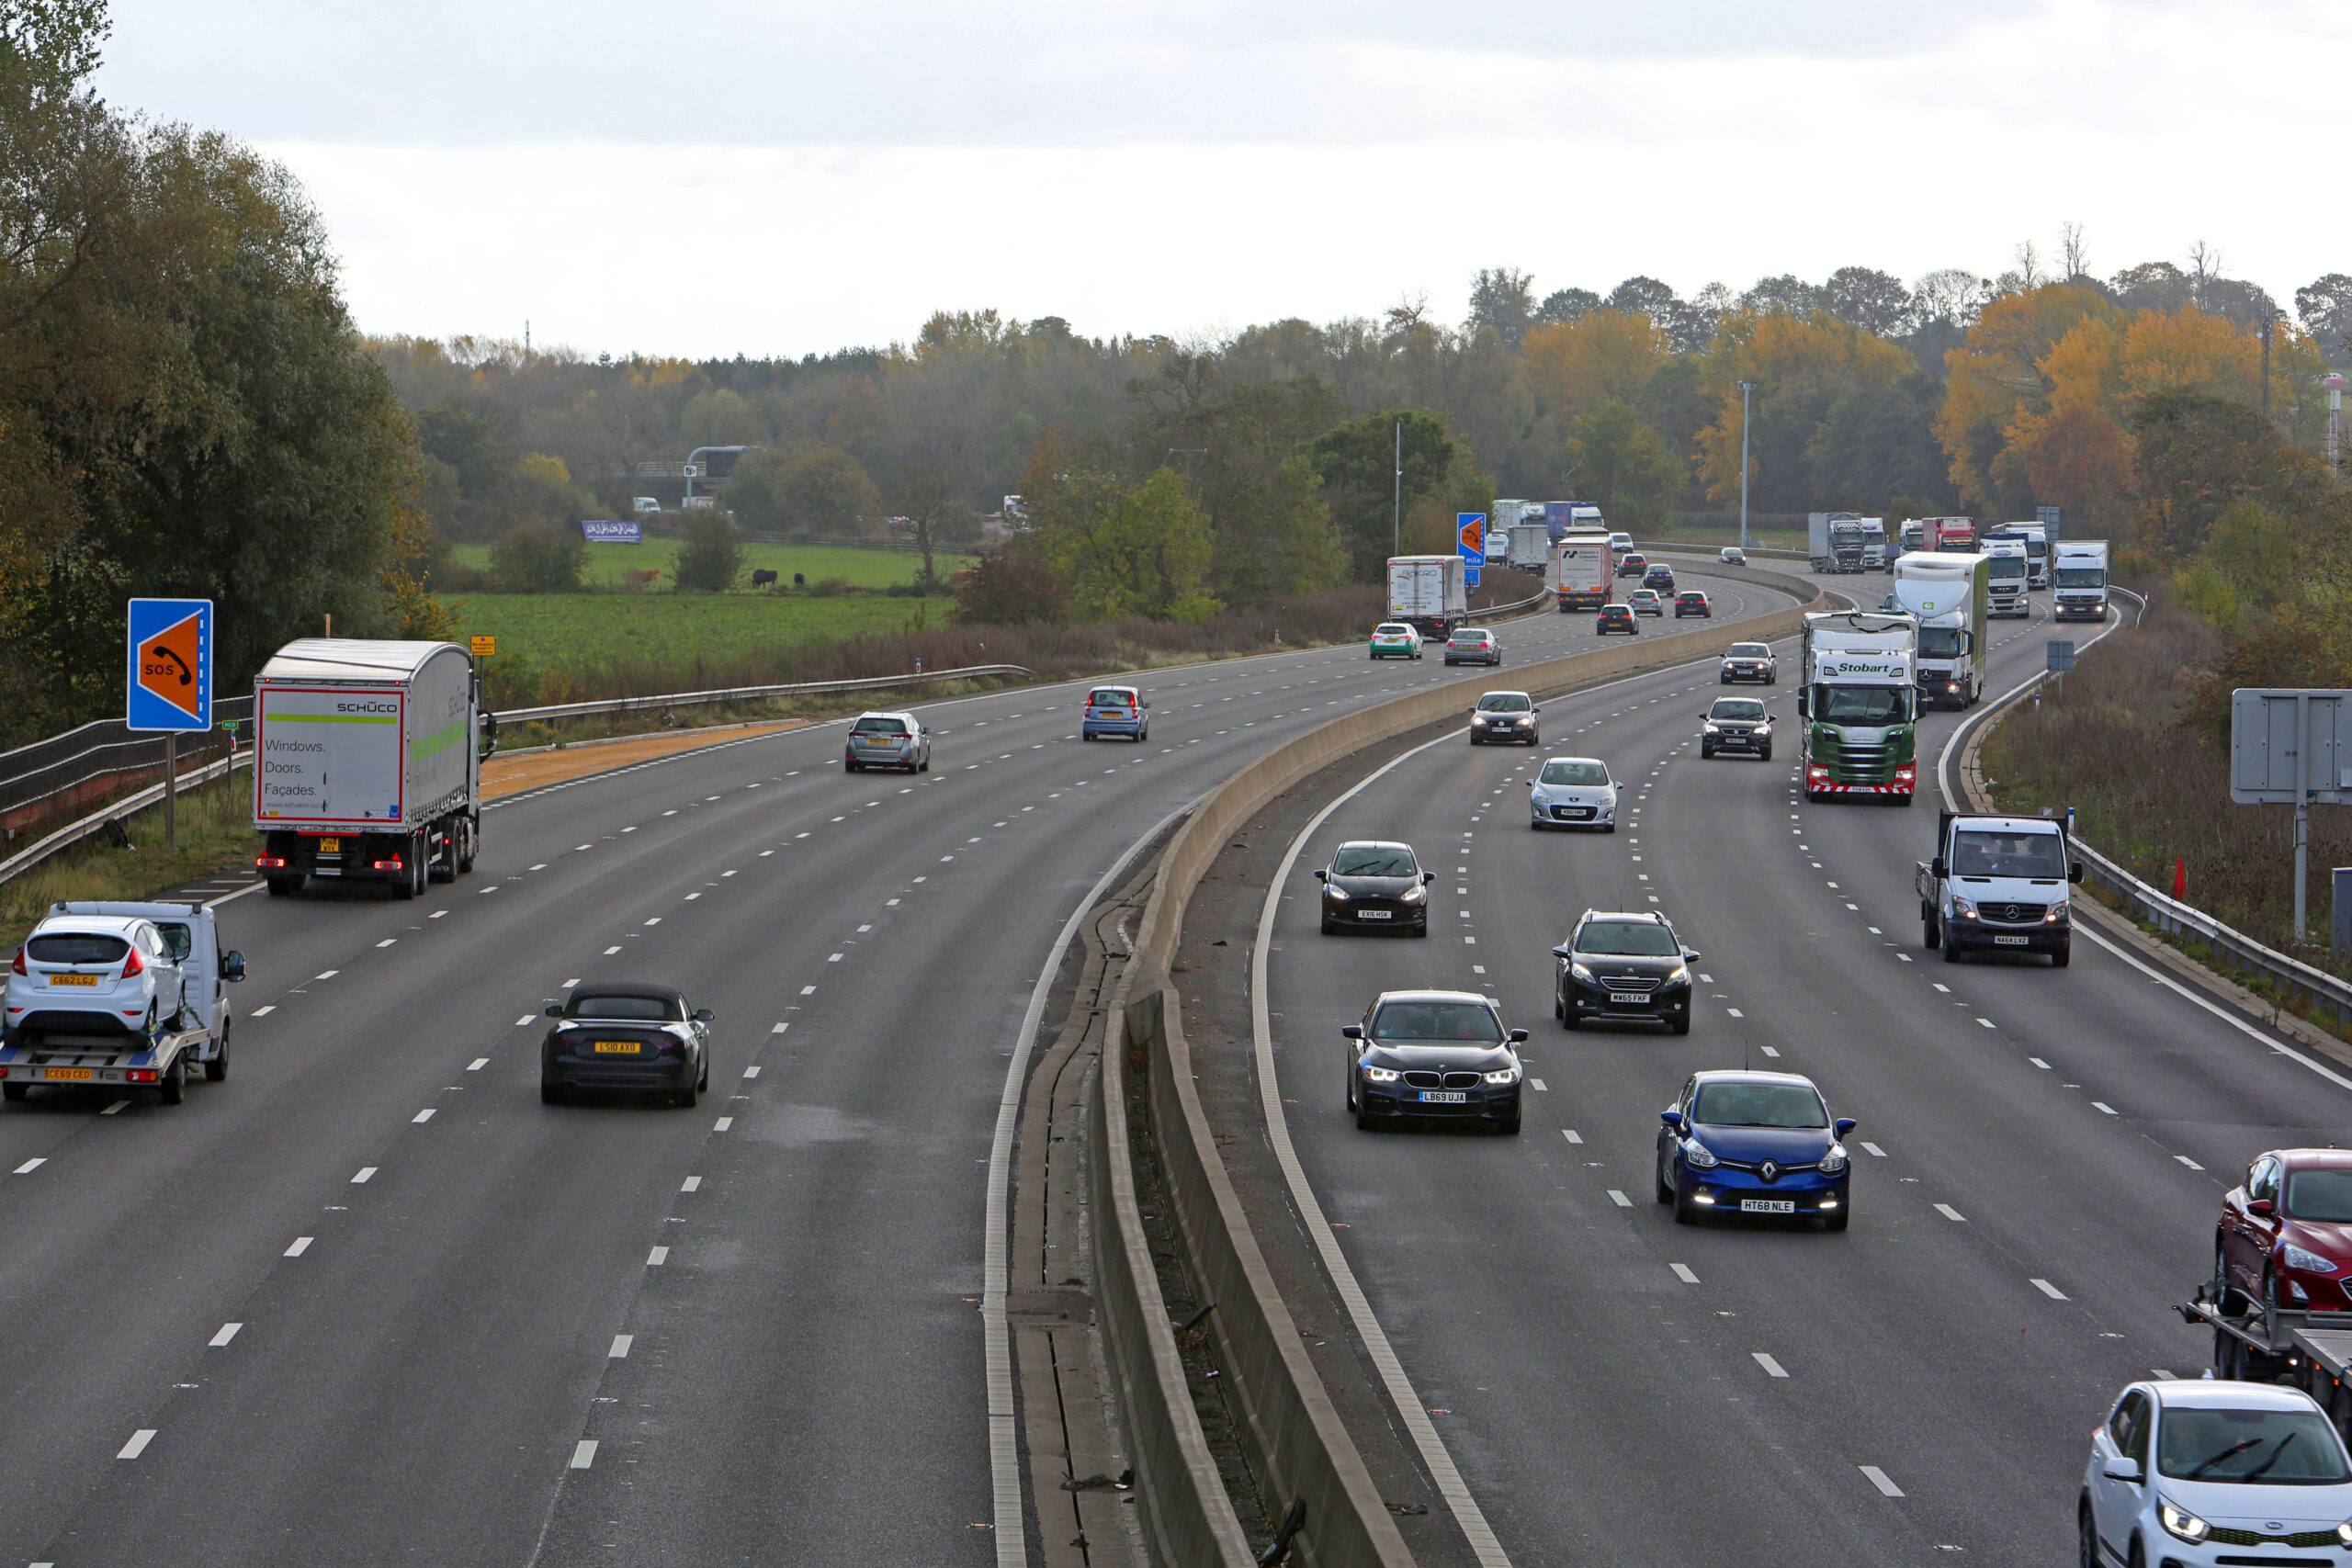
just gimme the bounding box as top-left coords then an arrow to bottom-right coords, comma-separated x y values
6,913 -> 190,1038
1529,757 -> 1619,832
1369,623 -> 1422,660
2082,1380 -> 2352,1568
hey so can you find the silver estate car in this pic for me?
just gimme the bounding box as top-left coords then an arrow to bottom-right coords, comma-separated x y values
844,711 -> 932,773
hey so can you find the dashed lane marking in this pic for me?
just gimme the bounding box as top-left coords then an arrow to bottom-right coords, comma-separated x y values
1752,1352 -> 1789,1378
2031,1278 -> 2069,1300
1861,1142 -> 1886,1156
284,1236 -> 312,1257
1670,1264 -> 1699,1284
1562,1130 -> 1582,1144
1859,1466 -> 1905,1498
570,1440 -> 598,1470
351,1168 -> 376,1184
609,1335 -> 632,1359
118,1429 -> 157,1460
209,1323 -> 241,1348
1607,1189 -> 1632,1207
1933,1203 -> 1966,1222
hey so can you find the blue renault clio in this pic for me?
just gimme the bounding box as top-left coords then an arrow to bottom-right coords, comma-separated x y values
1656,1070 -> 1856,1231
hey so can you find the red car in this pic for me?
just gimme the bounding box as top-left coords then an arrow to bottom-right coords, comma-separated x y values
2218,1148 -> 2352,1311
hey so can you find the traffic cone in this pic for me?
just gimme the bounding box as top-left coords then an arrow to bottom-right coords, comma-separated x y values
2173,856 -> 2187,901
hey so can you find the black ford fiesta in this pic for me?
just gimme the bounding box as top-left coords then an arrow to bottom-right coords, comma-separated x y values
1314,840 -> 1434,936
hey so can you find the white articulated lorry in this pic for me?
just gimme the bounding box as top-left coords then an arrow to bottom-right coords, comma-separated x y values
2052,540 -> 2109,621
1385,556 -> 1467,639
1890,551 -> 1988,709
253,639 -> 495,899
1981,536 -> 2030,617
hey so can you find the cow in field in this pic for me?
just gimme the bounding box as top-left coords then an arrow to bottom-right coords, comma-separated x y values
751,569 -> 779,590
636,568 -> 661,585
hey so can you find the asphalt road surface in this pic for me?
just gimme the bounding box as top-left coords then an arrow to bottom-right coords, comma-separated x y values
0,564 -> 1784,1568
1259,588 -> 2352,1564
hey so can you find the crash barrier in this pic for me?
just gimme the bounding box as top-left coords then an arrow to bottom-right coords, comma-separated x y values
493,663 -> 1037,727
1102,564 -> 1829,1565
0,744 -> 252,890
1954,626 -> 2352,1032
0,699 -> 253,837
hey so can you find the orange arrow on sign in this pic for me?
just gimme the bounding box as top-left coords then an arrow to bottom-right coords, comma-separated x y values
137,611 -> 204,722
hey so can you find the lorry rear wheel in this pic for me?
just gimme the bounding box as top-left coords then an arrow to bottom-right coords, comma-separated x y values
2,1083 -> 25,1102
391,837 -> 419,899
458,818 -> 477,874
266,875 -> 300,897
159,1055 -> 185,1106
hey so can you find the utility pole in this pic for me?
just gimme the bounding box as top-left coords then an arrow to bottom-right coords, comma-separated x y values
1736,381 -> 1756,554
1392,421 -> 1403,558
2262,310 -> 2276,420
2327,373 -> 2346,474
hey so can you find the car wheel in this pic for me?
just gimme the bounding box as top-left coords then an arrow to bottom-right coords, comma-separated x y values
1656,1155 -> 1674,1204
158,1053 -> 186,1106
1759,744 -> 1772,762
1345,1071 -> 1356,1112
458,818 -> 478,874
1559,1001 -> 1578,1032
1355,1111 -> 1377,1131
1411,921 -> 1428,939
675,1077 -> 698,1110
1720,674 -> 1730,684
699,1055 -> 710,1093
2052,941 -> 2070,968
846,759 -> 862,773
266,875 -> 300,897
1672,1182 -> 1696,1225
2,1082 -> 26,1102
1825,1201 -> 1850,1233
1668,1015 -> 1690,1036
204,1018 -> 230,1082
391,840 -> 418,899
1701,742 -> 1714,759
2263,1264 -> 2281,1315
1602,823 -> 1615,834
1497,1112 -> 1521,1136
540,1079 -> 563,1106
2215,1325 -> 2245,1380
2127,1536 -> 2143,1568
1924,915 -> 1941,950
1942,935 -> 1962,964
2077,1499 -> 2099,1568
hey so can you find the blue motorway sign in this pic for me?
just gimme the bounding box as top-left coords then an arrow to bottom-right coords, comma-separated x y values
126,597 -> 213,732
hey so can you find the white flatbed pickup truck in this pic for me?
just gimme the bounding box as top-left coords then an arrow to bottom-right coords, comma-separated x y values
0,901 -> 244,1105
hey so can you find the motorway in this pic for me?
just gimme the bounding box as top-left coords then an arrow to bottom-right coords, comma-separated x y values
1258,587 -> 2352,1563
0,563 -> 1784,1568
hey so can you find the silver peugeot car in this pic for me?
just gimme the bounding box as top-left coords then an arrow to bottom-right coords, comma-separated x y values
844,711 -> 932,773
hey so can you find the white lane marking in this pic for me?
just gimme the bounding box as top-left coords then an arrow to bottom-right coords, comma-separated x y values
1759,1045 -> 1781,1058
576,844 -> 592,852
428,909 -> 447,919
515,1016 -> 534,1027
1725,1008 -> 1744,1019
605,946 -> 621,955
1934,1203 -> 1966,1222
647,1247 -> 668,1266
1670,1263 -> 1699,1284
351,1167 -> 376,1184
413,1109 -> 435,1123
886,897 -> 899,906
118,1429 -> 157,1460
681,1176 -> 701,1192
570,1439 -> 598,1470
2031,1278 -> 2069,1300
1897,954 -> 1912,962
609,1335 -> 632,1359
760,850 -> 775,857
209,1323 -> 241,1348
2092,1101 -> 2119,1115
2177,1155 -> 2204,1170
1868,927 -> 1883,935
644,917 -> 661,926
285,1236 -> 312,1257
713,1116 -> 732,1132
101,1099 -> 129,1114
1464,936 -> 1476,944
1859,1465 -> 1905,1497
1977,1018 -> 1996,1029
1529,1078 -> 1547,1092
315,970 -> 338,980
14,1158 -> 45,1175
376,939 -> 397,948
2030,1057 -> 2052,1069
1752,1352 -> 1789,1378
252,1005 -> 275,1016
827,953 -> 842,963
530,863 -> 548,872
770,1021 -> 788,1034
1472,964 -> 1486,975
2153,1367 -> 2177,1380
1932,984 -> 1950,993
799,985 -> 816,996
480,885 -> 498,893
1562,1130 -> 1583,1144
684,893 -> 700,901
468,1057 -> 488,1071
561,977 -> 579,987
1861,1142 -> 1886,1157
857,923 -> 873,932
1607,1189 -> 1632,1207
743,1066 -> 762,1078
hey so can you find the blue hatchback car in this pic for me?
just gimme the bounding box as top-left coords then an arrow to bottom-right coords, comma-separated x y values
1656,1070 -> 1855,1231
1081,684 -> 1149,742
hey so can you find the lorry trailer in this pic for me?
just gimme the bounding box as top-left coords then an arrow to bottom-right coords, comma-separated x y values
1889,551 -> 1988,708
1798,610 -> 1919,804
2179,1281 -> 2352,1416
1549,528 -> 1614,612
1385,556 -> 1468,638
254,639 -> 494,899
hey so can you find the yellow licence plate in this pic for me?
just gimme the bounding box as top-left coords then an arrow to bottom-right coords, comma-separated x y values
317,837 -> 341,852
47,974 -> 98,987
593,1041 -> 641,1055
45,1067 -> 93,1081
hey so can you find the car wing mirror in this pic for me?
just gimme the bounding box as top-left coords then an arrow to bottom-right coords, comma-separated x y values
1313,869 -> 1328,882
2100,1457 -> 2142,1483
1340,1025 -> 1363,1040
1422,872 -> 1436,885
1835,1118 -> 1857,1136
1683,950 -> 1701,963
1508,1029 -> 1529,1043
1551,944 -> 1573,958
1660,1111 -> 1685,1132
222,951 -> 245,983
544,1004 -> 563,1017
2069,862 -> 2085,884
1930,858 -> 1948,880
694,1009 -> 713,1022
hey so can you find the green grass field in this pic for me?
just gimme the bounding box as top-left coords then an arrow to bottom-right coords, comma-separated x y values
445,592 -> 944,677
447,541 -> 978,590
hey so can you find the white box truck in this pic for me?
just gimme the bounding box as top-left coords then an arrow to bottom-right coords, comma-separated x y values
1507,518 -> 1551,573
1386,556 -> 1467,639
2052,540 -> 2109,620
1549,528 -> 1614,612
1890,551 -> 1989,708
253,639 -> 493,899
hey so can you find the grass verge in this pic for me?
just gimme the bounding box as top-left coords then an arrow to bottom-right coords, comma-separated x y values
1,770 -> 259,953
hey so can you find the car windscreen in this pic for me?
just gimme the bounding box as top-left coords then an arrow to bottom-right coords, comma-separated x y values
853,717 -> 907,735
1088,690 -> 1135,706
1690,1083 -> 1827,1129
1577,921 -> 1679,956
1540,761 -> 1607,786
27,932 -> 130,964
568,995 -> 681,1021
1476,694 -> 1531,712
1951,830 -> 2066,878
1813,686 -> 1910,724
2284,1170 -> 2352,1221
1727,645 -> 1770,659
1917,627 -> 1962,658
2157,1407 -> 2352,1483
1332,847 -> 1417,877
1711,701 -> 1766,721
1371,1003 -> 1502,1043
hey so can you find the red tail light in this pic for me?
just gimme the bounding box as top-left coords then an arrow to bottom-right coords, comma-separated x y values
10,946 -> 23,976
371,858 -> 403,870
255,855 -> 288,870
122,945 -> 144,978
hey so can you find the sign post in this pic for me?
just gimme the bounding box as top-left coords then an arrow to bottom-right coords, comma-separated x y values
2230,688 -> 2352,944
2045,639 -> 2075,702
127,598 -> 215,851
1458,513 -> 1484,592
2036,505 -> 2062,547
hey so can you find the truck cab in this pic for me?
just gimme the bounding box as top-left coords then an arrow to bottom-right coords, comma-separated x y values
1917,812 -> 2084,966
2052,540 -> 2109,621
1982,539 -> 2030,617
1797,611 -> 1918,804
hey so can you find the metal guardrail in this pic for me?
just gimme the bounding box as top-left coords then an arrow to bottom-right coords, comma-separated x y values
492,662 -> 1037,727
0,699 -> 252,826
0,745 -> 252,890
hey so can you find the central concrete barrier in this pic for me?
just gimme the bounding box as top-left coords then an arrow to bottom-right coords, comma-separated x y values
1091,566 -> 1831,1564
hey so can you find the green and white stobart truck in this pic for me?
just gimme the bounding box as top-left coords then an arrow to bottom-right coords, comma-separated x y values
1798,610 -> 1919,805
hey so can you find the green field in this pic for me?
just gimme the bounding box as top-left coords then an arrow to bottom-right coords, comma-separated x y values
447,541 -> 978,590
446,592 -> 942,677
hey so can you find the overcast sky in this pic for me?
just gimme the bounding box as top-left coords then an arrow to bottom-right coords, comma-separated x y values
95,0 -> 2348,359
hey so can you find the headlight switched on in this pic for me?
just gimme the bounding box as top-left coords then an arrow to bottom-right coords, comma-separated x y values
2159,1502 -> 2211,1545
1399,886 -> 1427,904
1362,1066 -> 1400,1083
1817,1145 -> 1848,1175
1483,1066 -> 1520,1085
